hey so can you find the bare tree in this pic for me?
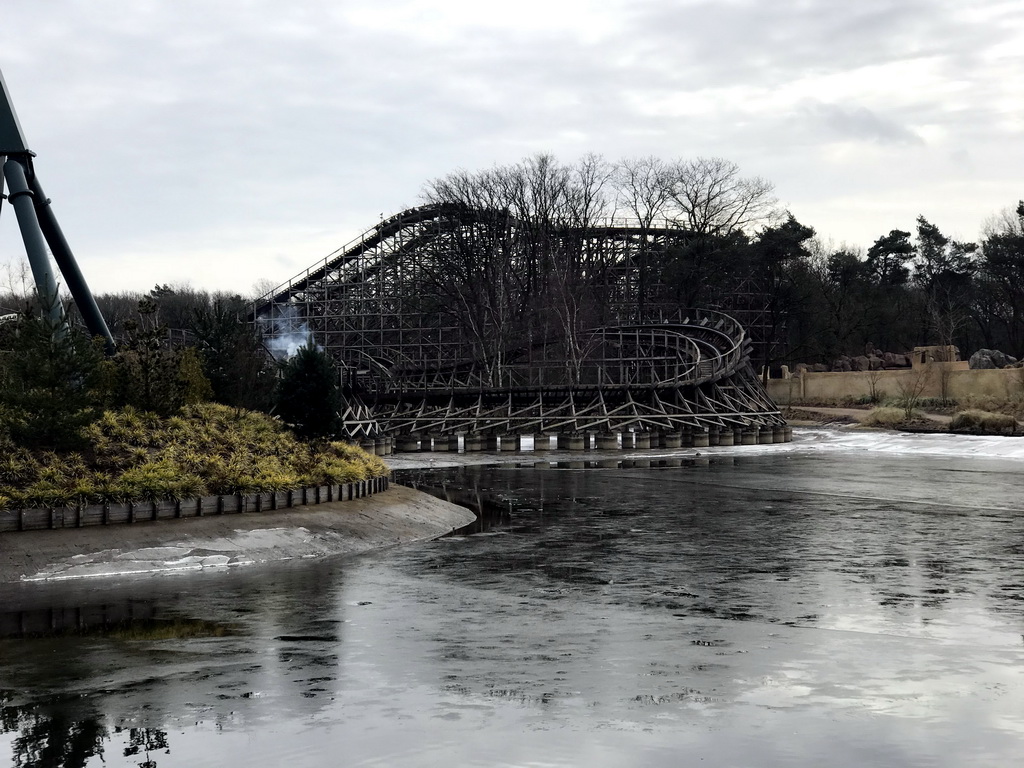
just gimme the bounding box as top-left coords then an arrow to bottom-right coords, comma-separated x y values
664,157 -> 779,236
612,156 -> 673,228
896,366 -> 930,420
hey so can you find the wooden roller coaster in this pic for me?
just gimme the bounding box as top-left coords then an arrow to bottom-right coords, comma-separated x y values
251,204 -> 787,445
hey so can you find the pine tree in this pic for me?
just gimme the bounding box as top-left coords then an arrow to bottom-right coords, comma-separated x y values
0,309 -> 104,449
272,341 -> 342,441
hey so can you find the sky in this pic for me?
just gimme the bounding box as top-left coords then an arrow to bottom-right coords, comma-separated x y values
1,0 -> 1022,298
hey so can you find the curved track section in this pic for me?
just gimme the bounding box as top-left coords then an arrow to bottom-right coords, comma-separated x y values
252,205 -> 785,438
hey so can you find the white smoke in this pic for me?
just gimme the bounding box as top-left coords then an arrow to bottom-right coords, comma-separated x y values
260,304 -> 318,361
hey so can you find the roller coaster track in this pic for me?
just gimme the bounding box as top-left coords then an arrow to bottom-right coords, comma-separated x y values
251,204 -> 785,439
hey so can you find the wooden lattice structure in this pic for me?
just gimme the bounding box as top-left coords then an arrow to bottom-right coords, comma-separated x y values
251,204 -> 785,440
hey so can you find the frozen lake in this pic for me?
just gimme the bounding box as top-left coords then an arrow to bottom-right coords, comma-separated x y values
2,428 -> 1024,766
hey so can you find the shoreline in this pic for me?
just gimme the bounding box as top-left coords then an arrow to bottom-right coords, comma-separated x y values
0,484 -> 475,585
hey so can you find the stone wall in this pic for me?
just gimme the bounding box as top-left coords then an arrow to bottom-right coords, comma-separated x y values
768,365 -> 1024,405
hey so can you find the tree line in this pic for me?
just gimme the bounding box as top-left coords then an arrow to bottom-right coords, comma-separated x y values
417,154 -> 1024,369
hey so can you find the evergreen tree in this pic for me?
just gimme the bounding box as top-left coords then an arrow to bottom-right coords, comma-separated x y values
0,309 -> 104,450
189,297 -> 275,411
273,341 -> 342,441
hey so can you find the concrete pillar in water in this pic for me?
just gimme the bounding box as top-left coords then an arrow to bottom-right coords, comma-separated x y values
758,426 -> 774,444
634,432 -> 651,450
396,435 -> 420,453
447,434 -> 461,452
485,433 -> 500,451
717,429 -> 735,447
360,438 -> 376,454
692,429 -> 710,448
533,434 -> 551,452
596,432 -> 619,450
661,432 -> 682,449
432,434 -> 449,452
557,433 -> 585,451
784,426 -> 794,442
464,433 -> 484,452
374,437 -> 389,456
620,431 -> 635,450
500,435 -> 521,452
773,426 -> 786,443
708,428 -> 720,446
741,429 -> 757,445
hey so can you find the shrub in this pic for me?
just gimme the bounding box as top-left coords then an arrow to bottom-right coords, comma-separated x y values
950,409 -> 1017,434
862,407 -> 913,427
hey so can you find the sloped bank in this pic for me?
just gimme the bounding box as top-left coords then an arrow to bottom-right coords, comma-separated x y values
0,484 -> 476,583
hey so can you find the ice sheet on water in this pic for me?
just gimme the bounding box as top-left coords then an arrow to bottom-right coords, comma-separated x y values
792,427 -> 1024,461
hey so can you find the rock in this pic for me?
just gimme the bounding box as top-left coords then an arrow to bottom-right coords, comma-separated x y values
868,355 -> 884,371
810,363 -> 829,373
851,355 -> 871,371
832,358 -> 852,372
970,349 -> 1018,369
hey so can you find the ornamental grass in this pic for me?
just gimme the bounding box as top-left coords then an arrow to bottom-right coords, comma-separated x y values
0,403 -> 388,508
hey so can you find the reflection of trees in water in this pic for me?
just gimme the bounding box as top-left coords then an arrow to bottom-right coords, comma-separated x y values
0,692 -> 171,768
120,726 -> 169,766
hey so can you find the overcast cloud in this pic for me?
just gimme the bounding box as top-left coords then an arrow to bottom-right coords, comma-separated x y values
1,0 -> 1021,296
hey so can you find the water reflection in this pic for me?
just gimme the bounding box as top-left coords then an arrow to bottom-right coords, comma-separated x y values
1,695 -> 109,768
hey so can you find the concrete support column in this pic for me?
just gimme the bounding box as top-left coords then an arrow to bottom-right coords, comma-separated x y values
432,434 -> 449,452
447,435 -> 461,452
596,432 -> 619,450
741,429 -> 757,445
360,438 -> 376,454
464,433 -> 483,452
708,428 -> 720,446
773,427 -> 786,443
758,427 -> 774,444
500,434 -> 521,452
661,432 -> 682,449
485,434 -> 500,451
620,431 -> 635,450
784,426 -> 794,442
374,437 -> 390,456
558,433 -> 585,451
717,429 -> 735,447
634,431 -> 651,450
692,429 -> 710,448
396,435 -> 420,453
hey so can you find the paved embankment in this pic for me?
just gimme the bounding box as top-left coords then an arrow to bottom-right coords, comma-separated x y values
0,484 -> 475,583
